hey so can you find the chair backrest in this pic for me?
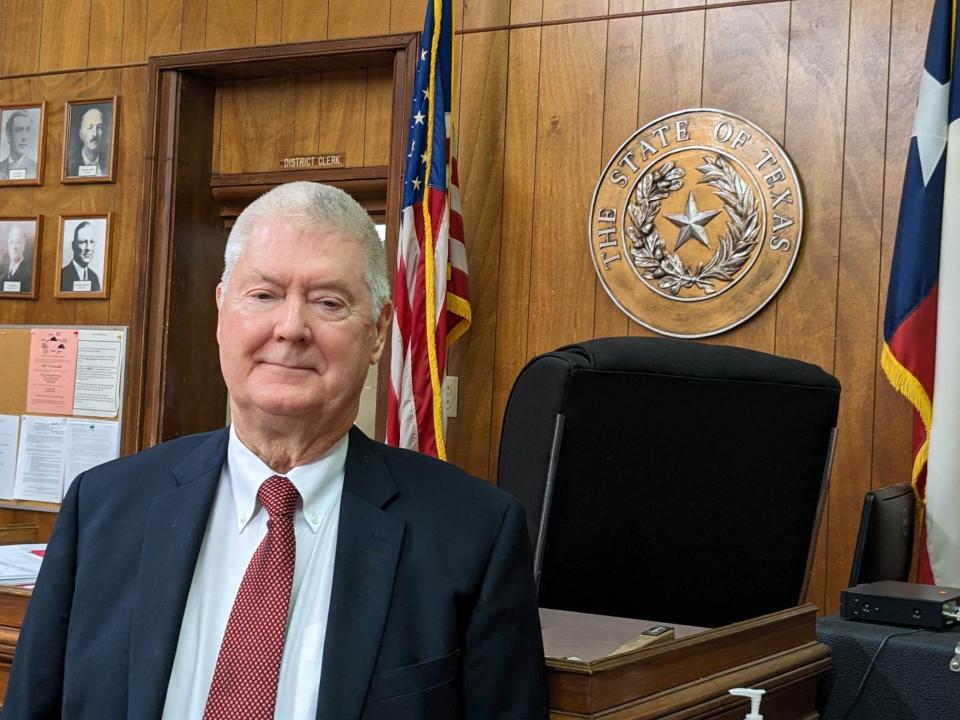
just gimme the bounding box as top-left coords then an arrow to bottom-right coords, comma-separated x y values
849,483 -> 915,586
498,337 -> 840,628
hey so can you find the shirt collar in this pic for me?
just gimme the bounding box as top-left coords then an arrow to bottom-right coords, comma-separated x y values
81,148 -> 101,168
71,260 -> 88,280
225,424 -> 348,534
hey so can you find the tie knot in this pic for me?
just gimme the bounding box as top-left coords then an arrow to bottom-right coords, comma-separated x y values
257,475 -> 300,519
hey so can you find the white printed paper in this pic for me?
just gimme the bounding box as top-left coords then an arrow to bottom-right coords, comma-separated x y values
0,544 -> 46,584
73,329 -> 124,417
13,416 -> 67,503
0,415 -> 20,499
63,419 -> 120,495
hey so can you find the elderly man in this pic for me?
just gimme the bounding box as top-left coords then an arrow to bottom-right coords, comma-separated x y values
0,110 -> 37,180
60,221 -> 101,292
3,225 -> 32,292
6,182 -> 547,719
67,106 -> 107,177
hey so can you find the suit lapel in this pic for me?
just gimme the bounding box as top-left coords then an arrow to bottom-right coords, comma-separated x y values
128,429 -> 228,718
316,429 -> 404,720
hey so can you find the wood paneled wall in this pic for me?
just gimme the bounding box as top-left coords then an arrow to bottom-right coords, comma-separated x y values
0,0 -> 929,614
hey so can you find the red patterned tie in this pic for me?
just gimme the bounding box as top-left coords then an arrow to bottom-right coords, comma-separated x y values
203,475 -> 300,720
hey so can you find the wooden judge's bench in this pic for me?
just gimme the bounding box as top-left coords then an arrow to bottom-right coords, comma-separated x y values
540,604 -> 828,719
0,584 -> 828,718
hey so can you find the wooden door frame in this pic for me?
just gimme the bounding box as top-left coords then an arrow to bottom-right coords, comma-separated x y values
132,35 -> 418,451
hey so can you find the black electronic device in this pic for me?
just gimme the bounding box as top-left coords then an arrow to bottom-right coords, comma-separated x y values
848,483 -> 915,586
841,580 -> 960,629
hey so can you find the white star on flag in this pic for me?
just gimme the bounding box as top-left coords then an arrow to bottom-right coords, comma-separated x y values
414,111 -> 425,125
913,69 -> 950,186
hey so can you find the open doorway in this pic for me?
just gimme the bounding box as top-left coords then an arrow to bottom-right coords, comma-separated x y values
136,36 -> 417,451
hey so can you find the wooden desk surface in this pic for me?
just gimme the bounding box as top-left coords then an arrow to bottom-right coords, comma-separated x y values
541,607 -> 707,662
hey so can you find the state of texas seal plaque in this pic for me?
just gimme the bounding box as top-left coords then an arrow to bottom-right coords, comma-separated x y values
589,109 -> 803,338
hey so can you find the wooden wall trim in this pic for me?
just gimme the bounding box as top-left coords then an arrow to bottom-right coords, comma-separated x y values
149,35 -> 417,78
460,0 -> 789,35
0,62 -> 148,81
210,167 -> 389,187
138,70 -> 182,450
210,169 -> 390,227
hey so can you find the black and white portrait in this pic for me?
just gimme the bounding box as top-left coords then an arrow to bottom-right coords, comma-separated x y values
56,215 -> 111,298
0,104 -> 44,185
62,98 -> 117,182
0,218 -> 41,298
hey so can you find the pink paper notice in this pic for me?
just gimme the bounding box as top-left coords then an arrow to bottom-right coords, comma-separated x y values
26,330 -> 79,415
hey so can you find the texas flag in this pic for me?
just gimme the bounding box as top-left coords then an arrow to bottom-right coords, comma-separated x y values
881,0 -> 960,585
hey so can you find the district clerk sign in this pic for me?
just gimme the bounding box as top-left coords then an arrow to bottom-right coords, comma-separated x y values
589,109 -> 803,338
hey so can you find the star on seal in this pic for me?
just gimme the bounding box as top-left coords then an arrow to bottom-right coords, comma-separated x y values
664,192 -> 722,251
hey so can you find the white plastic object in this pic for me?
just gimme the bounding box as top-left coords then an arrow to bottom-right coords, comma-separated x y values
729,687 -> 766,720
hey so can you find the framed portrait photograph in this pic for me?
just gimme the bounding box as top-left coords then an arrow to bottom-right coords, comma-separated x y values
61,97 -> 118,183
0,103 -> 45,186
0,217 -> 41,298
55,214 -> 111,299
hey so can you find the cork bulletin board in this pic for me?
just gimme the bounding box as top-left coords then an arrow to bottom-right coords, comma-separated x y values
0,325 -> 126,511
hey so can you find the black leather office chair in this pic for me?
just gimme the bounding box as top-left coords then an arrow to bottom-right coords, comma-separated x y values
498,337 -> 840,628
848,483 -> 915,586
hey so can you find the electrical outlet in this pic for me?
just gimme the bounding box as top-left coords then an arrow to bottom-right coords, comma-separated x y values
443,376 -> 459,418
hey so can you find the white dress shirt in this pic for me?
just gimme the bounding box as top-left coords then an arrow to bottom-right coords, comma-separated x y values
162,425 -> 347,720
71,260 -> 89,281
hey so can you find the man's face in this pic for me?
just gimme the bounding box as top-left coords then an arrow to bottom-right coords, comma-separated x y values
8,116 -> 30,158
7,228 -> 25,264
78,109 -> 103,155
216,218 -> 390,428
72,226 -> 95,267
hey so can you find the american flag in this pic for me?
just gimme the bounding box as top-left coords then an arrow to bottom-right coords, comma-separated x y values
386,0 -> 471,459
882,0 -> 960,585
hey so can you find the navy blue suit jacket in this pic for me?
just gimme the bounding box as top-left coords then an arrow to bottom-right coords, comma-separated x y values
4,427 -> 547,719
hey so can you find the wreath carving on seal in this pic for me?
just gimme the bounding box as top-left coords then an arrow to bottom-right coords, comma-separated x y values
626,156 -> 760,296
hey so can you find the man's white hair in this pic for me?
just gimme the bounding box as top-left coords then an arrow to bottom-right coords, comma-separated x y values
221,182 -> 390,318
